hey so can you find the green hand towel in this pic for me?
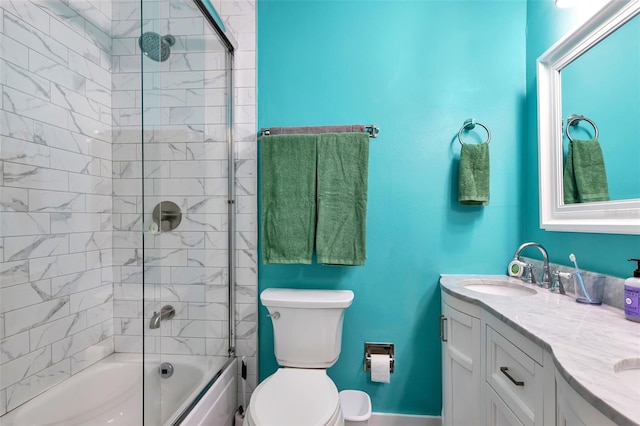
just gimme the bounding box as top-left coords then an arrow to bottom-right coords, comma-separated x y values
261,134 -> 317,264
563,138 -> 610,204
458,142 -> 490,206
316,133 -> 369,266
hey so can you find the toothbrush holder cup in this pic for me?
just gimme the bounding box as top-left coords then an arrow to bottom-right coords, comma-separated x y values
574,274 -> 605,305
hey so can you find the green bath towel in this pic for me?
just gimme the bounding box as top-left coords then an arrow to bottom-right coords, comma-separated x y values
563,138 -> 610,204
261,134 -> 317,264
316,133 -> 369,266
458,142 -> 490,206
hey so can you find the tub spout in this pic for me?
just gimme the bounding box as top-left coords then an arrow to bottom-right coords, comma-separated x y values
149,305 -> 176,329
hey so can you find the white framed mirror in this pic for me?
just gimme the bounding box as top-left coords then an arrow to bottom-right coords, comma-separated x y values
537,0 -> 640,235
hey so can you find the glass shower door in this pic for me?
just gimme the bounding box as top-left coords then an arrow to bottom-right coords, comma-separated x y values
139,0 -> 232,424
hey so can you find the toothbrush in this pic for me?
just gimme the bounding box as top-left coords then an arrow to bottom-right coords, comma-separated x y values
569,253 -> 592,303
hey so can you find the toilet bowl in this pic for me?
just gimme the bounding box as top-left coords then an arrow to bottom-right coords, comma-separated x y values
247,288 -> 354,426
245,368 -> 343,426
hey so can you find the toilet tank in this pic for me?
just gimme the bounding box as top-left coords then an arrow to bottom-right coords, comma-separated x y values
261,288 -> 354,368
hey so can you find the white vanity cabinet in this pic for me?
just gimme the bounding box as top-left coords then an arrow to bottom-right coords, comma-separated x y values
441,291 -> 555,426
440,294 -> 482,426
484,314 -> 550,426
555,371 -> 616,426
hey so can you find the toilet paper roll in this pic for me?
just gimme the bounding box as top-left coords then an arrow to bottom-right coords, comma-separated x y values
370,354 -> 391,383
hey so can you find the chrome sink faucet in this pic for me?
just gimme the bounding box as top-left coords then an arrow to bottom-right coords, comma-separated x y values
511,242 -> 552,289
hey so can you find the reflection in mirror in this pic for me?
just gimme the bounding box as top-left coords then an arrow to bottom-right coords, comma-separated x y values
561,14 -> 640,203
537,0 -> 640,234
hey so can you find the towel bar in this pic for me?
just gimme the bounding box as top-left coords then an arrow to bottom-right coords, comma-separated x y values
259,124 -> 379,138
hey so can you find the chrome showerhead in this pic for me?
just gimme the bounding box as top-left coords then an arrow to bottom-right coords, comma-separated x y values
138,32 -> 175,62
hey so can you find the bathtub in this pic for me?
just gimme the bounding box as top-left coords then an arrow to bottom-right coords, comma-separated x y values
0,353 -> 235,426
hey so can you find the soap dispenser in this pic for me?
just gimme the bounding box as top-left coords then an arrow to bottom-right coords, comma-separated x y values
624,258 -> 640,323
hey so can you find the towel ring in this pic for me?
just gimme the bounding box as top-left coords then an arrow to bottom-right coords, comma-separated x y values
566,114 -> 599,142
458,119 -> 491,146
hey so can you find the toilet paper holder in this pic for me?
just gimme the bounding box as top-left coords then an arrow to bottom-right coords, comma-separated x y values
364,342 -> 395,373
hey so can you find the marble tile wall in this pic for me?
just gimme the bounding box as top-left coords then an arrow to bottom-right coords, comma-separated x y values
0,0 -> 114,415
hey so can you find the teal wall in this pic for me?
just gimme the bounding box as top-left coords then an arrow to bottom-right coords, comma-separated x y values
257,0 -> 526,415
524,1 -> 640,278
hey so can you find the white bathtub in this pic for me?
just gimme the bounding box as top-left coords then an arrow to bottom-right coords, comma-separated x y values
0,353 -> 234,426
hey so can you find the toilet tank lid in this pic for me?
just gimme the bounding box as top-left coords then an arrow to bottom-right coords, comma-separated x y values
261,288 -> 354,308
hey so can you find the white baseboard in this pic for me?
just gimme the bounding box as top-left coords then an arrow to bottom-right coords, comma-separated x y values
368,412 -> 442,426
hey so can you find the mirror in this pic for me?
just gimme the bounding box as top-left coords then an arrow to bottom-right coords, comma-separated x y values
537,0 -> 640,234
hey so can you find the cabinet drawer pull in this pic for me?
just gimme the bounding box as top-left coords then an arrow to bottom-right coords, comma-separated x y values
439,315 -> 448,342
500,367 -> 524,386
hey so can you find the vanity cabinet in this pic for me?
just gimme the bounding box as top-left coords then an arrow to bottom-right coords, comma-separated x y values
555,371 -> 616,426
441,291 -> 554,426
440,296 -> 481,426
484,314 -> 547,426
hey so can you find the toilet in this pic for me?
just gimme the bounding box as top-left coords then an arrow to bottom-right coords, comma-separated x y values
245,288 -> 355,426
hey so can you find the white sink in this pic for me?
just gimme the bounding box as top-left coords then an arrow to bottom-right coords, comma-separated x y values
614,358 -> 640,394
462,280 -> 537,297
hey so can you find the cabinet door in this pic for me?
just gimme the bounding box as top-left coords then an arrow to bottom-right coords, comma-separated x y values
441,302 -> 481,426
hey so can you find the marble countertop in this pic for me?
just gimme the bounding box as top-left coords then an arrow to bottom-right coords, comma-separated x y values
440,274 -> 640,426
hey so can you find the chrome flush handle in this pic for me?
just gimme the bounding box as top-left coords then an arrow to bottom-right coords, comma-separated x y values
266,312 -> 280,320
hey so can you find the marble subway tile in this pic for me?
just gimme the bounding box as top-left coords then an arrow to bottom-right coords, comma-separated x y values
66,0 -> 111,35
3,234 -> 68,262
0,280 -> 51,313
69,285 -> 113,313
0,33 -> 29,69
0,136 -> 50,168
171,320 -> 223,338
158,336 -> 205,355
2,87 -> 68,128
70,336 -> 113,374
160,283 -> 205,302
5,359 -> 70,412
51,213 -> 103,234
205,231 -> 228,249
0,331 -> 29,363
51,83 -> 103,124
28,50 -> 86,94
33,122 -> 87,155
0,110 -> 34,142
3,0 -> 51,32
86,302 -> 112,327
51,268 -> 102,298
152,178 -> 204,196
185,196 -> 227,214
4,297 -> 70,337
29,312 -> 87,350
2,12 -> 67,66
68,173 -> 111,195
0,260 -> 30,288
84,20 -> 111,54
188,301 -> 228,321
0,187 -> 29,212
0,212 -> 50,238
171,267 -> 224,285
51,320 -> 112,363
1,60 -> 51,102
143,248 -> 188,267
69,231 -> 113,253
29,253 -> 86,281
37,1 -> 85,36
86,80 -> 111,108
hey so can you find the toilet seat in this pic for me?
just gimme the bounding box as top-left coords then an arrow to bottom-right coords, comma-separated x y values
246,368 -> 343,426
